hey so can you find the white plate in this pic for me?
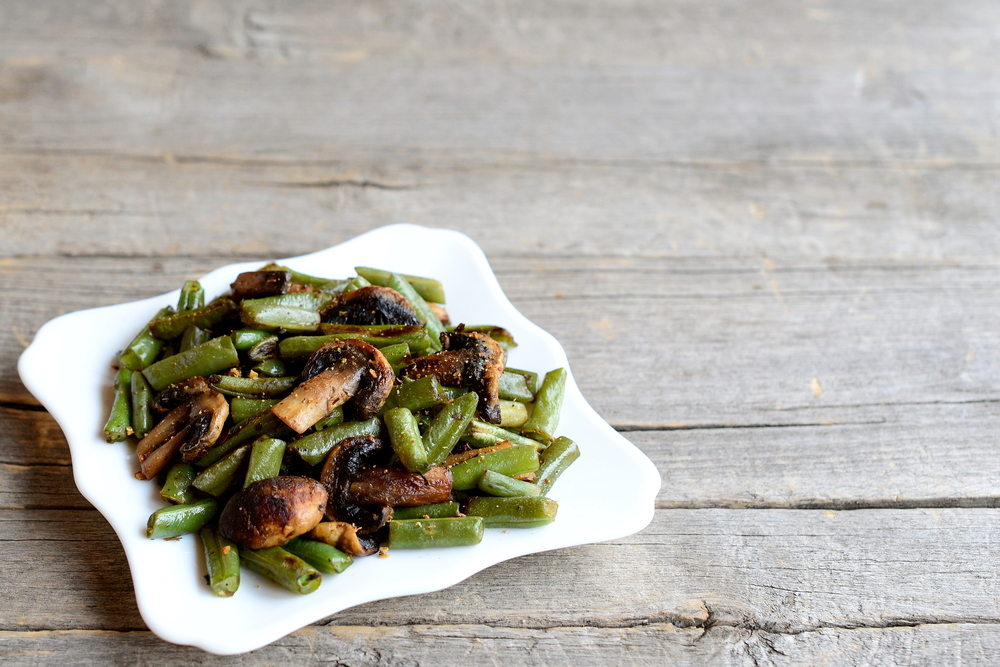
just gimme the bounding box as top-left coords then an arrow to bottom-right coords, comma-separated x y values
18,224 -> 661,655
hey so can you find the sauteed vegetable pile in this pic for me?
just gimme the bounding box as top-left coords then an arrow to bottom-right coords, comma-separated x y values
103,264 -> 579,596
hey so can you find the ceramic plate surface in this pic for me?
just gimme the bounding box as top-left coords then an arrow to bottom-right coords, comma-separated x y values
18,224 -> 661,655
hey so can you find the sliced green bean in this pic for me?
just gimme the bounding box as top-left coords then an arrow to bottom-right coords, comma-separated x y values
231,328 -> 272,351
385,376 -> 450,412
103,367 -> 132,443
498,399 -> 528,428
282,537 -> 353,574
465,496 -> 558,528
520,368 -> 567,443
142,336 -> 240,392
208,374 -> 298,398
259,263 -> 347,290
313,406 -> 345,431
388,273 -> 445,350
197,408 -> 292,468
150,298 -> 238,340
344,274 -> 371,290
388,517 -> 484,549
355,266 -> 446,304
289,418 -> 382,466
240,302 -> 320,332
230,397 -> 280,424
498,371 -> 534,403
192,445 -> 251,497
461,325 -> 517,350
244,437 -> 286,488
379,342 -> 411,373
146,499 -> 217,539
199,525 -> 240,597
460,420 -> 544,451
478,469 -> 542,497
286,326 -> 435,356
392,501 -> 461,520
240,292 -> 334,312
179,325 -> 210,353
384,407 -> 429,473
119,306 -> 172,371
449,444 -> 540,491
424,392 -> 479,467
160,463 -> 197,504
130,369 -> 154,439
504,367 -> 539,395
534,436 -> 581,496
177,280 -> 205,312
240,546 -> 321,595
252,359 -> 288,377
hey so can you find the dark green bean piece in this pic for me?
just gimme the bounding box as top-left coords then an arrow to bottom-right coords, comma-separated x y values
355,266 -> 447,304
384,407 -> 429,473
388,273 -> 444,350
344,274 -> 371,290
498,371 -> 534,403
198,408 -> 292,468
499,399 -> 528,428
424,392 -> 479,467
385,376 -> 450,412
146,499 -> 217,539
252,359 -> 288,377
231,328 -> 272,351
240,302 -> 320,332
460,325 -> 517,351
285,326 -> 435,356
230,397 -> 279,424
240,546 -> 321,595
179,325 -> 210,353
192,445 -> 251,497
177,280 -> 205,312
199,525 -> 240,597
103,367 -> 133,443
313,406 -> 345,431
460,420 -> 544,451
465,496 -> 558,528
388,517 -> 484,550
240,292 -> 334,312
142,336 -> 240,392
521,368 -> 567,443
259,263 -> 347,290
504,367 -> 539,395
534,436 -> 581,496
478,470 -> 542,498
449,444 -> 540,491
160,463 -> 197,504
392,501 -> 461,520
244,437 -> 286,488
379,342 -> 411,373
282,537 -> 353,574
247,334 -> 280,362
208,374 -> 298,398
150,298 -> 238,340
129,369 -> 154,439
289,418 -> 382,465
119,306 -> 172,371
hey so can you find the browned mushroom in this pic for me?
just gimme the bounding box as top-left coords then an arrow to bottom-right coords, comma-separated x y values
319,435 -> 396,539
308,521 -> 380,557
270,339 -> 394,433
230,270 -> 293,301
218,476 -> 328,549
135,389 -> 229,480
151,376 -> 212,415
401,329 -> 506,424
346,465 -> 452,507
320,285 -> 422,326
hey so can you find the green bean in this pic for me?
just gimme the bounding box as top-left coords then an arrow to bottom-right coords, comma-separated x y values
231,328 -> 272,351
478,470 -> 542,498
240,292 -> 334,312
119,306 -> 172,371
498,399 -> 528,428
129,369 -> 154,439
504,367 -> 539,395
521,368 -> 567,443
385,376 -> 450,412
424,392 -> 479,467
379,342 -> 411,373
240,546 -> 321,595
150,298 -> 238,340
460,325 -> 517,351
142,336 -> 240,392
534,436 -> 580,496
449,444 -> 540,491
286,326 -> 435,356
384,407 -> 429,473
208,374 -> 298,398
260,263 -> 347,290
146,499 -> 217,539
388,273 -> 445,350
388,517 -> 484,549
104,367 -> 133,443
282,537 -> 353,574
355,266 -> 446,304
465,496 -> 558,528
160,463 -> 197,504
192,445 -> 251,496
498,371 -> 534,403
241,302 -> 320,332
460,420 -> 544,451
344,274 -> 371,290
392,501 -> 461,520
244,437 -> 286,488
199,525 -> 240,597
289,418 -> 382,466
252,359 -> 288,377
179,325 -> 210,353
177,280 -> 205,312
198,408 -> 292,468
230,397 -> 279,424
313,406 -> 345,431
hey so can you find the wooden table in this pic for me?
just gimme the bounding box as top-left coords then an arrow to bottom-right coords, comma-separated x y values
3,1 -> 999,664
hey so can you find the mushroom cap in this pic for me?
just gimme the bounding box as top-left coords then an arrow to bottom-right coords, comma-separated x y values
321,286 -> 421,326
218,476 -> 328,549
319,435 -> 395,535
135,388 -> 229,480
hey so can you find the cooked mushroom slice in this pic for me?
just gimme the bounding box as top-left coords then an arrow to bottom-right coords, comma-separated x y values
319,435 -> 396,531
151,376 -> 211,415
271,339 -> 393,433
230,270 -> 293,301
218,476 -> 328,549
346,465 -> 452,507
401,330 -> 506,424
135,390 -> 229,480
321,286 -> 421,326
309,521 -> 380,557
